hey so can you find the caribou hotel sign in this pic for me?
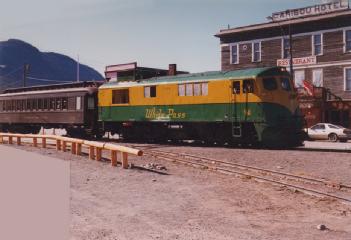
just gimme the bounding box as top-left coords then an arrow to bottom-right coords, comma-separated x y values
271,0 -> 349,22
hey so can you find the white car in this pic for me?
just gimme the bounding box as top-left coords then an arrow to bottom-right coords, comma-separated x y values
306,123 -> 351,142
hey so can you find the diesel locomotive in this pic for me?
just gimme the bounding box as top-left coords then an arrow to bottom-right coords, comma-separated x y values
98,67 -> 305,147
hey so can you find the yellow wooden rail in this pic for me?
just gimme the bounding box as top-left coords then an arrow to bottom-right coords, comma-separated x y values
0,133 -> 143,169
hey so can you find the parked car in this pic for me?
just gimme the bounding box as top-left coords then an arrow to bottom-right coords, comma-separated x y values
306,123 -> 351,142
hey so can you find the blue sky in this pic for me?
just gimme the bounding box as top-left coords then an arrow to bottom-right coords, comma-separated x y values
0,0 -> 329,75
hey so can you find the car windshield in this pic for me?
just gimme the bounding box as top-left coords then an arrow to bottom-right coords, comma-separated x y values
328,124 -> 342,129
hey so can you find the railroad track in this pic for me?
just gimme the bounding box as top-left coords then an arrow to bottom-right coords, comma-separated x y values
142,149 -> 351,204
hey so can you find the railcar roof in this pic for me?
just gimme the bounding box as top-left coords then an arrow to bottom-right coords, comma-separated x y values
0,87 -> 95,97
100,67 -> 288,89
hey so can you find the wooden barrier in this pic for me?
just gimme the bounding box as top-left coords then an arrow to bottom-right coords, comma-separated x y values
0,133 -> 143,169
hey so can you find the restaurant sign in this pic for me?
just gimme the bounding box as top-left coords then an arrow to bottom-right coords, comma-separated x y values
272,0 -> 349,22
277,56 -> 317,67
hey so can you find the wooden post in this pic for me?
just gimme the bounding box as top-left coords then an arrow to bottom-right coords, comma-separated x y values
9,136 -> 13,144
76,143 -> 82,156
89,146 -> 95,160
56,140 -> 61,151
33,137 -> 38,147
16,137 -> 21,145
121,152 -> 128,169
42,138 -> 46,148
96,148 -> 102,161
0,136 -> 3,144
71,142 -> 77,155
111,150 -> 117,166
62,141 -> 67,152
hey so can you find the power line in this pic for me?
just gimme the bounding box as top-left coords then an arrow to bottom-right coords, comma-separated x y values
0,65 -> 24,78
27,76 -> 74,83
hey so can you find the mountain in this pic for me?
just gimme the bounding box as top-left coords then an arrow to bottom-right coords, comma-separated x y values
0,39 -> 104,89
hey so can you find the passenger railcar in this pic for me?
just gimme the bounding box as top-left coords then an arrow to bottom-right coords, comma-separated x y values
98,67 -> 305,147
0,81 -> 102,137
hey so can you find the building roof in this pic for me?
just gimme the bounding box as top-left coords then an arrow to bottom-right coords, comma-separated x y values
100,67 -> 288,89
215,10 -> 351,37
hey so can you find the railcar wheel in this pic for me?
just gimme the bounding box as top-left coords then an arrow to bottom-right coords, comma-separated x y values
328,133 -> 338,142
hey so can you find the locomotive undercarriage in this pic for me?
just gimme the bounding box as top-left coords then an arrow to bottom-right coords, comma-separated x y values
104,121 -> 260,146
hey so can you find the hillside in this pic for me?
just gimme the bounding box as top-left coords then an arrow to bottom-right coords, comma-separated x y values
0,39 -> 104,89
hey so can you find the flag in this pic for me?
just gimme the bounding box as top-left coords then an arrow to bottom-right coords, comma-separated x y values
303,80 -> 314,96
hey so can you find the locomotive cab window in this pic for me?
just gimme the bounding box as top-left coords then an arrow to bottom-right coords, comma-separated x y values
243,79 -> 254,93
112,89 -> 129,104
144,86 -> 156,98
233,81 -> 241,94
280,77 -> 292,91
263,78 -> 278,90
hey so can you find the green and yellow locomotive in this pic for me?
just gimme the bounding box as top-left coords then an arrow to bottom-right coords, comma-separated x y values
98,67 -> 305,147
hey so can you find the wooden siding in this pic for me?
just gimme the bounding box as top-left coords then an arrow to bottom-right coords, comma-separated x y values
220,18 -> 351,99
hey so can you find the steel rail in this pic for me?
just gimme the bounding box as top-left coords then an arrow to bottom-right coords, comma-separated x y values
144,150 -> 351,203
147,149 -> 351,190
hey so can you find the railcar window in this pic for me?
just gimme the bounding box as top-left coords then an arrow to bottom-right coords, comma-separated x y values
50,98 -> 55,110
263,78 -> 278,90
21,100 -> 25,111
0,101 -> 2,112
201,83 -> 208,96
194,83 -> 201,96
43,99 -> 48,110
16,100 -> 20,111
62,98 -> 68,110
144,86 -> 156,98
178,84 -> 185,96
26,100 -> 30,111
243,79 -> 254,93
56,98 -> 61,110
185,83 -> 193,96
38,99 -> 42,110
112,89 -> 129,104
233,81 -> 241,94
33,99 -> 38,110
76,97 -> 82,110
280,77 -> 291,91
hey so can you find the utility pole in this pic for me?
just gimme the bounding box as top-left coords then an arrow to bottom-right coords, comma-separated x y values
23,64 -> 30,87
77,54 -> 80,82
288,24 -> 294,85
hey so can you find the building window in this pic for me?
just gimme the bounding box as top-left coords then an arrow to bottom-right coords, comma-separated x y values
252,42 -> 261,62
345,68 -> 351,91
112,89 -> 129,104
144,86 -> 156,98
282,38 -> 290,59
313,34 -> 323,56
312,69 -> 323,87
345,30 -> 351,52
231,44 -> 239,64
294,70 -> 305,87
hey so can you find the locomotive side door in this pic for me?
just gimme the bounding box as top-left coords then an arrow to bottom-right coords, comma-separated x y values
231,80 -> 242,137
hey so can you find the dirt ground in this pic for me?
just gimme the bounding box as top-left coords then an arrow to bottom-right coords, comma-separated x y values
9,144 -> 351,240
